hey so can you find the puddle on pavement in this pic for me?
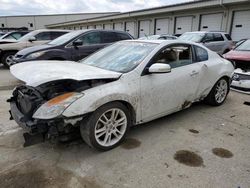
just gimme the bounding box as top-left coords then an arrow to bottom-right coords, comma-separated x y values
189,129 -> 199,134
0,163 -> 100,188
212,148 -> 233,158
174,150 -> 204,167
120,138 -> 141,149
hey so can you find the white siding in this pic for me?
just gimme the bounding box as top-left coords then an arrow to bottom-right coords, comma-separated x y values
155,18 -> 170,35
200,13 -> 223,31
175,16 -> 193,34
139,20 -> 151,38
231,10 -> 250,41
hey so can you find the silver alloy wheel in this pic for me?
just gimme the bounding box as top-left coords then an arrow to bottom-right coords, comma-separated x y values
215,79 -> 228,103
5,55 -> 14,66
95,108 -> 127,147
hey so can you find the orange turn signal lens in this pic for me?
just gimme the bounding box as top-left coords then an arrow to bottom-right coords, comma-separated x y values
47,92 -> 75,106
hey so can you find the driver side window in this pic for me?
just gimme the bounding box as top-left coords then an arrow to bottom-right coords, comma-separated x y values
75,32 -> 101,45
152,44 -> 193,68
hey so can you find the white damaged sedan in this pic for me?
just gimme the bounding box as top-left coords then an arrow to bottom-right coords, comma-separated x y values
9,40 -> 234,150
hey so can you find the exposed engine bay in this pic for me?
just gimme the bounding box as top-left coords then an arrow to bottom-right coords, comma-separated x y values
8,78 -> 116,146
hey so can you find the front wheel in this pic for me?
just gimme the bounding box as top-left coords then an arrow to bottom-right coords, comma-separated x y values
204,77 -> 229,106
80,102 -> 131,151
1,52 -> 16,68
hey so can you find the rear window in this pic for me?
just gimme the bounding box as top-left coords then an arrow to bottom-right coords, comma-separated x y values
194,46 -> 208,62
224,34 -> 232,41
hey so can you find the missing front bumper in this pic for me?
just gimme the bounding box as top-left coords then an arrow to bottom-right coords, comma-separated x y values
9,101 -> 83,147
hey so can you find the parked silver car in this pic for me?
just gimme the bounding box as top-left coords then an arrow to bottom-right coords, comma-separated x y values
179,31 -> 234,54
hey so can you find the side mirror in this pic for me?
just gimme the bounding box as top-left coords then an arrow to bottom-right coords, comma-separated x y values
73,40 -> 83,47
28,36 -> 36,42
148,63 -> 171,74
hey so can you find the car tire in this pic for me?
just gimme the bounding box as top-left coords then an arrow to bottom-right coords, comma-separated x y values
204,77 -> 229,106
1,51 -> 16,68
80,102 -> 131,151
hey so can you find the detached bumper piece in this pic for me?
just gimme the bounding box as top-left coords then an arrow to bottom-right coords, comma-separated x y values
9,101 -> 81,147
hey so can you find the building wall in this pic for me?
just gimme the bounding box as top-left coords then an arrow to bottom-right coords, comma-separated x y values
47,1 -> 250,40
0,13 -> 117,30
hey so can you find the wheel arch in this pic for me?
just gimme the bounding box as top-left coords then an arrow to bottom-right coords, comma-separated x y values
85,100 -> 137,125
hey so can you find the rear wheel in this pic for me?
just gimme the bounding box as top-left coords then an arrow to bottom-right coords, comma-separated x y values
204,77 -> 229,106
80,102 -> 131,151
1,51 -> 16,68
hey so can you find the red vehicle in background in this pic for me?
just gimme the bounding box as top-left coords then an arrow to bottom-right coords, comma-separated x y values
224,39 -> 250,94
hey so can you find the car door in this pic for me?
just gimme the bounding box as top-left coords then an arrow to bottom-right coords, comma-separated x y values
140,44 -> 202,122
26,31 -> 51,47
70,31 -> 103,61
202,33 -> 224,53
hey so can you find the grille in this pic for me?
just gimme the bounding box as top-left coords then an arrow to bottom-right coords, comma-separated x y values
232,73 -> 250,81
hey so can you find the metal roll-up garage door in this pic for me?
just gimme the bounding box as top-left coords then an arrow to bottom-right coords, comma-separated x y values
95,24 -> 103,29
125,21 -> 136,37
114,22 -> 124,31
104,23 -> 113,30
231,10 -> 250,41
139,20 -> 151,38
175,16 -> 193,35
87,25 -> 95,29
200,13 -> 223,31
155,18 -> 170,35
80,26 -> 87,30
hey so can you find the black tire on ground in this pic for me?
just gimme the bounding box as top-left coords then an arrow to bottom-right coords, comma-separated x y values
204,77 -> 230,106
80,102 -> 131,151
1,51 -> 16,68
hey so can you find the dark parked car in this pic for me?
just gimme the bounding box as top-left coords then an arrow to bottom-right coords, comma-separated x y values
13,30 -> 133,64
0,32 -> 5,37
0,29 -> 69,68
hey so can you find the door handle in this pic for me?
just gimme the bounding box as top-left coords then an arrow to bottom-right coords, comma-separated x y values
190,70 -> 199,76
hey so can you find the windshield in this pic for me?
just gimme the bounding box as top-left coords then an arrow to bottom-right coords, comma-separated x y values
235,39 -> 250,51
80,41 -> 158,73
179,33 -> 205,42
48,31 -> 82,45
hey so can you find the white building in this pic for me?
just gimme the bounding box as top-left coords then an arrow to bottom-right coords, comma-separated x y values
0,12 -> 118,31
46,0 -> 250,41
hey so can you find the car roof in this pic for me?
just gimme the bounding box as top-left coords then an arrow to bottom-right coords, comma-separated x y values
184,31 -> 229,34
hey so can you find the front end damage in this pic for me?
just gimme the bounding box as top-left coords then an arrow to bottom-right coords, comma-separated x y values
231,70 -> 250,94
8,79 -> 115,146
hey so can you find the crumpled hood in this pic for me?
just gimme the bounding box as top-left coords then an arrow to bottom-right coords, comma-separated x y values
10,61 -> 122,86
224,50 -> 250,61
